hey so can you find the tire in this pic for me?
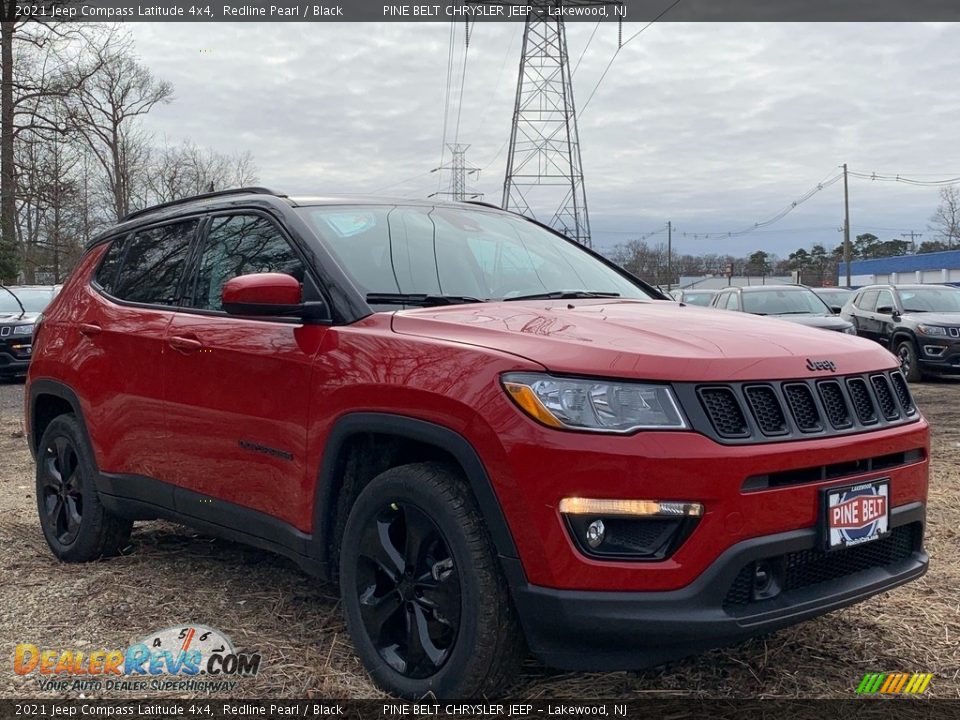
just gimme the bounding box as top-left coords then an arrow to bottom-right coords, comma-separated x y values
895,339 -> 923,382
35,414 -> 133,562
339,462 -> 524,698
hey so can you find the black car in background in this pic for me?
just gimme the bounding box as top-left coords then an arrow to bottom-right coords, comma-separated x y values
841,284 -> 960,381
812,287 -> 854,313
669,288 -> 718,306
0,285 -> 59,380
711,284 -> 857,334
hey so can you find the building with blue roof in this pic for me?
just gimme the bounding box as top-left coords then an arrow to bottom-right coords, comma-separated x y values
840,249 -> 960,287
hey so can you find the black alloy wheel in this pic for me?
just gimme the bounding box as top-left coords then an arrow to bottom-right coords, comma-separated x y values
896,340 -> 922,382
354,501 -> 461,678
35,414 -> 132,561
39,435 -> 84,546
339,462 -> 523,698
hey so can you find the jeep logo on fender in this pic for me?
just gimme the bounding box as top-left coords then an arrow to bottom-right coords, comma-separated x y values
806,358 -> 837,372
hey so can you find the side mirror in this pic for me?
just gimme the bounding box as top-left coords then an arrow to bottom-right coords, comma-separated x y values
830,305 -> 843,314
876,305 -> 898,318
221,273 -> 328,320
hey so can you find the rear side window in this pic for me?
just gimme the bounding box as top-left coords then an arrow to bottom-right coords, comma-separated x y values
94,237 -> 126,294
113,221 -> 197,305
188,214 -> 306,312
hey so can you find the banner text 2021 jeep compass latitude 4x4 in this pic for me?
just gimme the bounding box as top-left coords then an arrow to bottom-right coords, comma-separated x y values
25,189 -> 928,698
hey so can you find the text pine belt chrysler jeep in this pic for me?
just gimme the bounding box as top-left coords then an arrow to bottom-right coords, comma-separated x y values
25,189 -> 929,698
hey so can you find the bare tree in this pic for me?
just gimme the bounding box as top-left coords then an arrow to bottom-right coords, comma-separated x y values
1,6 -> 108,279
68,42 -> 173,220
141,140 -> 258,206
929,186 -> 960,249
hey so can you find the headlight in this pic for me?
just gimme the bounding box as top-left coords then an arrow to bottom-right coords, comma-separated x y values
842,325 -> 857,335
917,324 -> 947,336
502,372 -> 687,433
12,324 -> 33,336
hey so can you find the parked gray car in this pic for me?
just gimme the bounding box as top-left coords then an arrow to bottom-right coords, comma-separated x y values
711,284 -> 857,334
840,284 -> 960,381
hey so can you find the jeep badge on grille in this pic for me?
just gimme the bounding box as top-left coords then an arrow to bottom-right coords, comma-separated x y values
806,359 -> 837,372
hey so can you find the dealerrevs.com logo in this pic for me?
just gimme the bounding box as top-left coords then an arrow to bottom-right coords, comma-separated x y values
13,624 -> 261,693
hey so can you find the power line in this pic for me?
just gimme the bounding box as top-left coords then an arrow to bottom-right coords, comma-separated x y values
579,0 -> 684,116
680,171 -> 843,240
571,20 -> 602,77
848,170 -> 960,186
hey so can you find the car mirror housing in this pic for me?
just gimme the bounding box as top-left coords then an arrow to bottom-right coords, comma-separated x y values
221,272 -> 329,321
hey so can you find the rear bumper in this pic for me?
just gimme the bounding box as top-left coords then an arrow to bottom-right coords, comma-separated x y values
506,502 -> 927,670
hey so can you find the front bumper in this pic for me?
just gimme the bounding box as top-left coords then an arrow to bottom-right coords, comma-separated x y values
0,349 -> 31,377
507,503 -> 927,670
917,338 -> 960,373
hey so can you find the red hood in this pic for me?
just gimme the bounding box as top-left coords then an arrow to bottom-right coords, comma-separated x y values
390,300 -> 898,382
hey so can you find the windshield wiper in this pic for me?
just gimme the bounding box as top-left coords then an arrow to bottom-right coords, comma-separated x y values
503,290 -> 621,302
366,293 -> 485,307
772,311 -> 816,315
0,284 -> 25,319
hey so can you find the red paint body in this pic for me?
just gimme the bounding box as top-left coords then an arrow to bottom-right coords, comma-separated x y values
26,243 -> 929,592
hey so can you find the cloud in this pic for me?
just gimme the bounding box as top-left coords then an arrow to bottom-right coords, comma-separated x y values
130,21 -> 960,257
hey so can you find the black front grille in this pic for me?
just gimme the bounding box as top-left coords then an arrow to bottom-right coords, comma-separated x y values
846,378 -> 878,425
724,523 -> 920,610
685,370 -> 919,444
744,385 -> 788,436
698,387 -> 749,438
870,374 -> 898,420
817,380 -> 853,429
890,372 -> 916,415
783,383 -> 822,432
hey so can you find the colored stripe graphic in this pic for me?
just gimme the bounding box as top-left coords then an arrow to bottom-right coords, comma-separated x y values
857,672 -> 932,694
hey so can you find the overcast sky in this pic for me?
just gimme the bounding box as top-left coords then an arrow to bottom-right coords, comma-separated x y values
129,21 -> 960,257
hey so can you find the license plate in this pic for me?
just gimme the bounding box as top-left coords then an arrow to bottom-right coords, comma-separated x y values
823,479 -> 890,551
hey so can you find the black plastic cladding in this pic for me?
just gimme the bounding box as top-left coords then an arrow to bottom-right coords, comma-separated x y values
676,370 -> 919,445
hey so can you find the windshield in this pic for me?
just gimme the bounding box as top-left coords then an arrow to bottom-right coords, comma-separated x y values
683,292 -> 715,307
742,288 -> 831,315
0,288 -> 53,314
296,205 -> 654,303
899,287 -> 960,313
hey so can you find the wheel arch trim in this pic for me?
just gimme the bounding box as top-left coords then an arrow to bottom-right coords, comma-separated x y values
27,379 -> 90,461
314,412 -> 521,576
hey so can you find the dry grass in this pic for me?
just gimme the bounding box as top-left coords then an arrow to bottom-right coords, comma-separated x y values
0,380 -> 957,699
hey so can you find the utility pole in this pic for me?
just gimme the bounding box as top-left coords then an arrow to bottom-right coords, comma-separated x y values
842,163 -> 851,288
901,230 -> 922,252
667,221 -> 672,291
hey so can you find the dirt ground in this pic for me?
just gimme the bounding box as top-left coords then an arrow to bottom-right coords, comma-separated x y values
0,378 -> 957,700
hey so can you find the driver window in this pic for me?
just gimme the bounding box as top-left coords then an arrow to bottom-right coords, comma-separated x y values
188,214 -> 306,311
875,290 -> 894,312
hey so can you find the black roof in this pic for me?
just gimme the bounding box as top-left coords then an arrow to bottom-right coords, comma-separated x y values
89,188 -> 506,248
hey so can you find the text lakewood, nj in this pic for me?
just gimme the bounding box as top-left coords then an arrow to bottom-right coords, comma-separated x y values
383,4 -> 624,17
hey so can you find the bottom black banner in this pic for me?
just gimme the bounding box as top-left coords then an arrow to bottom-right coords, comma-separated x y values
0,700 -> 954,720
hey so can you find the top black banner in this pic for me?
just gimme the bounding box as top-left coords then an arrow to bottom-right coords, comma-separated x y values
10,0 -> 960,23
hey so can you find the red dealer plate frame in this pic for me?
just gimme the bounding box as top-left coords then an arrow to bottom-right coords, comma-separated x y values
822,478 -> 890,552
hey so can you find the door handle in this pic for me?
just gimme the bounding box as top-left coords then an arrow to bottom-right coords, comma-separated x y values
78,323 -> 101,337
168,335 -> 203,353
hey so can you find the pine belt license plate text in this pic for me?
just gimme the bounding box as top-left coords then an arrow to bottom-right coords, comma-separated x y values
824,479 -> 890,551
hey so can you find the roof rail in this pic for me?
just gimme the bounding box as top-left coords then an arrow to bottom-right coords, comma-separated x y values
121,187 -> 285,223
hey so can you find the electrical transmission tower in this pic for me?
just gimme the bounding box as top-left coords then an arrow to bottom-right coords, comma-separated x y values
431,143 -> 482,202
500,1 -> 617,247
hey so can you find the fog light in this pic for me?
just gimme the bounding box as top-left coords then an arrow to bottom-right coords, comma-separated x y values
751,559 -> 781,601
585,519 -> 605,548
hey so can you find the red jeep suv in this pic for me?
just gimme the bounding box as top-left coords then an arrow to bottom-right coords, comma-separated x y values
25,188 -> 929,698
